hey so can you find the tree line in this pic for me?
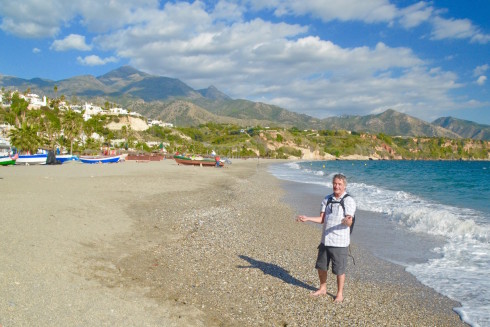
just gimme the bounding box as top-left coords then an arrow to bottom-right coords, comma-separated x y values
1,89 -> 488,160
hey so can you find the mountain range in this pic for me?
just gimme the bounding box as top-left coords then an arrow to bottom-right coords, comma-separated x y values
1,66 -> 489,140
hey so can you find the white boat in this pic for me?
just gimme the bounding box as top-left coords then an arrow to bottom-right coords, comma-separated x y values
16,153 -> 48,165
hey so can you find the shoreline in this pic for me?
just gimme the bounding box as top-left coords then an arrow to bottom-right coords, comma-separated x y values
286,157 -> 490,161
0,159 -> 467,326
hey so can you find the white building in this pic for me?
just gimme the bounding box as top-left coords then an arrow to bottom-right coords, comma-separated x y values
147,119 -> 173,128
129,111 -> 142,117
109,107 -> 128,115
82,103 -> 104,121
22,93 -> 47,109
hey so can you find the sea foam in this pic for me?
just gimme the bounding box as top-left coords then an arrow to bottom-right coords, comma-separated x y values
269,161 -> 490,327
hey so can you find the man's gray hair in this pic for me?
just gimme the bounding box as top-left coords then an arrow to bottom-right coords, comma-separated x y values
332,173 -> 347,186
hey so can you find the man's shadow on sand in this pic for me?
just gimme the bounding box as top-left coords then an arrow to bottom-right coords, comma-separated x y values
237,255 -> 317,291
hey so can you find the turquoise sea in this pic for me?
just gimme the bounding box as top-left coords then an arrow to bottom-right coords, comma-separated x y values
269,160 -> 489,327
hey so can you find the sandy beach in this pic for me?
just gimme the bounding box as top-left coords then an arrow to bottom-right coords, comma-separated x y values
0,159 -> 467,326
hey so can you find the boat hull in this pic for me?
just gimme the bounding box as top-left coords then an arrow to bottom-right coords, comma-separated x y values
16,154 -> 47,165
174,155 -> 223,167
0,156 -> 16,166
56,155 -> 79,163
79,155 -> 122,164
0,159 -> 15,166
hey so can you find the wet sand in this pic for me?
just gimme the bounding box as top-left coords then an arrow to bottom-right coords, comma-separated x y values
0,159 -> 467,326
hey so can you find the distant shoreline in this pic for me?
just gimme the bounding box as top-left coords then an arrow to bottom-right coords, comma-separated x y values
257,156 -> 490,161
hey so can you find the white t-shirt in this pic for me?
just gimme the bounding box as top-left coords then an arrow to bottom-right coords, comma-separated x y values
320,192 -> 356,247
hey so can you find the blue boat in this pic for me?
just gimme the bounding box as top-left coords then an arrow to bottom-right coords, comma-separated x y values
79,155 -> 122,164
56,154 -> 79,163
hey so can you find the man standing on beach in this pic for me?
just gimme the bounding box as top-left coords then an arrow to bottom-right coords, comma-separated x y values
297,173 -> 356,302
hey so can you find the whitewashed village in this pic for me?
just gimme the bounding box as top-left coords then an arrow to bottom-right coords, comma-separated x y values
1,88 -> 488,165
0,90 -> 176,163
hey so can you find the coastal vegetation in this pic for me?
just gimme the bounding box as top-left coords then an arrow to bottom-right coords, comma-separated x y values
0,90 -> 488,160
145,123 -> 488,160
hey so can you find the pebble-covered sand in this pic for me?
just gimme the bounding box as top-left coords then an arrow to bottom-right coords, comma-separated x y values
0,159 -> 467,326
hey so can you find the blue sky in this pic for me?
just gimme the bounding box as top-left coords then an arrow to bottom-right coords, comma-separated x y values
0,0 -> 489,124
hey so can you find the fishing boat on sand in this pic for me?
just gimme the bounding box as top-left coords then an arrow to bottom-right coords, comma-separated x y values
56,154 -> 79,163
0,153 -> 18,166
173,154 -> 224,167
16,152 -> 79,165
16,153 -> 48,165
79,154 -> 123,164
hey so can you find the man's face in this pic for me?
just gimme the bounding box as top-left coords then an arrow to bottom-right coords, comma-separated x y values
333,178 -> 345,197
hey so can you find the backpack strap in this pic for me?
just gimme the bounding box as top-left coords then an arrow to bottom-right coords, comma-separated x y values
339,194 -> 349,214
325,196 -> 333,207
327,193 -> 349,215
329,194 -> 355,235
342,194 -> 355,234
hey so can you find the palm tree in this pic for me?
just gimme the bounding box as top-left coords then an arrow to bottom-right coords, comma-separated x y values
39,108 -> 61,151
26,108 -> 42,126
2,109 -> 16,127
9,122 -> 42,154
62,110 -> 84,154
10,92 -> 29,128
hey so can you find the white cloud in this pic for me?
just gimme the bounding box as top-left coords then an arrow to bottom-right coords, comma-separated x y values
397,1 -> 489,46
51,34 -> 92,51
0,17 -> 58,38
430,16 -> 490,44
210,0 -> 244,23
470,32 -> 490,44
74,1 -> 464,120
0,0 -> 158,37
0,0 -> 71,37
247,0 -> 397,23
244,1 -> 490,45
32,47 -> 41,53
398,1 -> 433,28
476,76 -> 487,86
75,0 -> 158,33
254,64 -> 462,119
77,55 -> 118,66
473,64 -> 489,76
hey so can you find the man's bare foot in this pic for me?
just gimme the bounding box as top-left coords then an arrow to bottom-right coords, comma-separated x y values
333,295 -> 344,303
310,289 -> 327,297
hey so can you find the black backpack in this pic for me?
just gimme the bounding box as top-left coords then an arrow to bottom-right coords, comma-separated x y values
326,194 -> 355,234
